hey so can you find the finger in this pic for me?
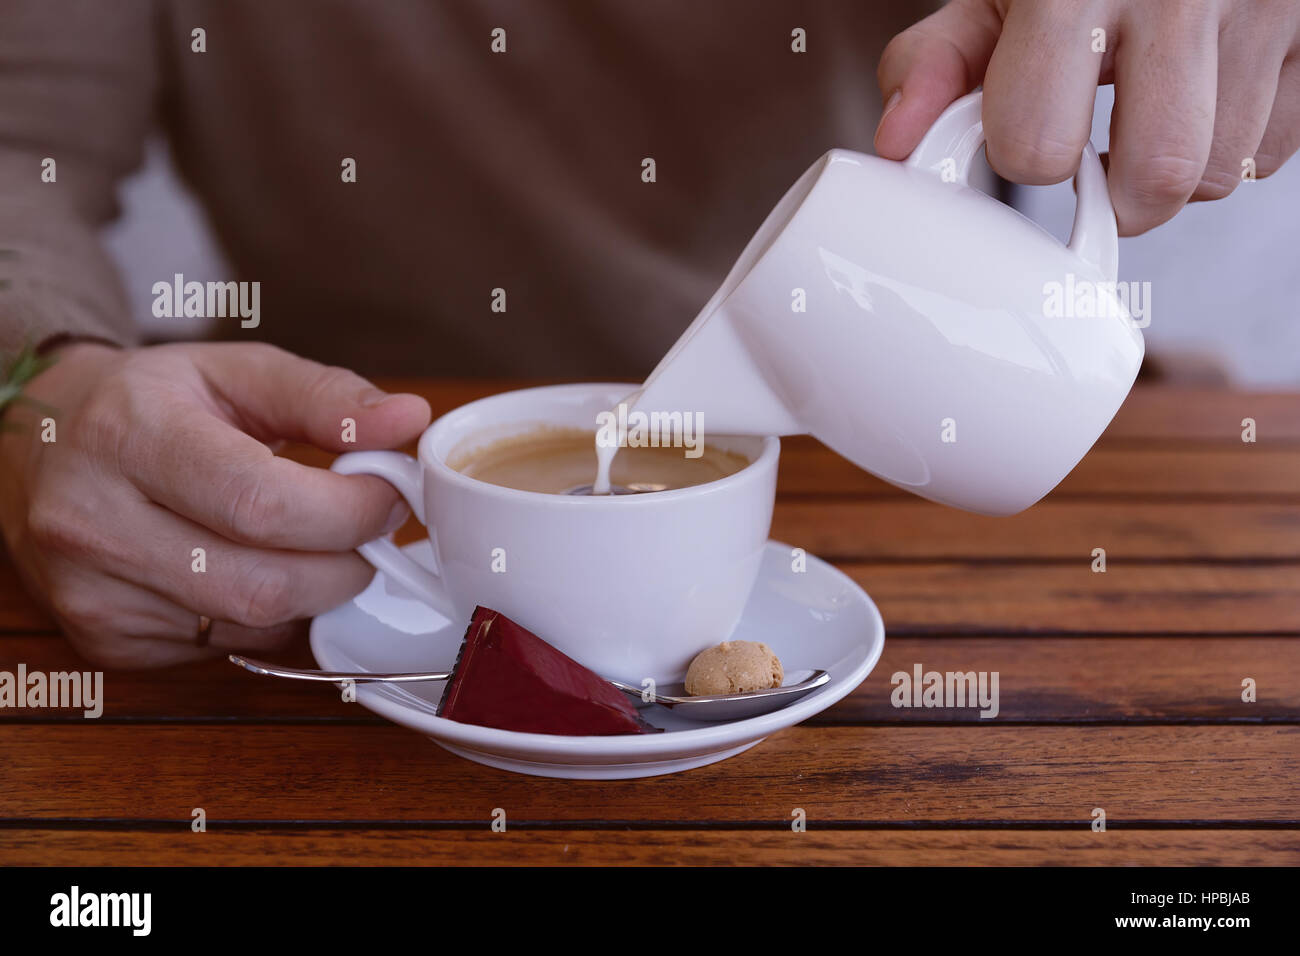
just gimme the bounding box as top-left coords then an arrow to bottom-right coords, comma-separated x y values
114,582 -> 307,653
982,1 -> 1106,184
65,627 -> 220,669
53,571 -> 302,663
874,0 -> 1001,158
126,501 -> 379,631
1189,15 -> 1288,201
1107,4 -> 1219,235
120,400 -> 410,550
207,617 -> 307,653
44,569 -> 222,668
193,342 -> 430,452
1254,54 -> 1300,178
43,491 -> 378,631
103,576 -> 306,653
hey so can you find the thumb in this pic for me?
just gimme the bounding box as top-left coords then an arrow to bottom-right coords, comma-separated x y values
874,0 -> 1002,160
193,342 -> 431,451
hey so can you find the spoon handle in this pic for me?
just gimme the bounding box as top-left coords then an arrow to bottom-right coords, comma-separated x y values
229,655 -> 452,683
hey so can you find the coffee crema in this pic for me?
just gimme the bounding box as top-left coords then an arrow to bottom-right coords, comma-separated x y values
448,426 -> 749,495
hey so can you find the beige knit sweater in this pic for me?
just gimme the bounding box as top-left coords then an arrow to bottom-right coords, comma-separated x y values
0,0 -> 927,377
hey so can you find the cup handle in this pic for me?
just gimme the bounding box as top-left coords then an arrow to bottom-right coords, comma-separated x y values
905,90 -> 1118,281
330,451 -> 458,620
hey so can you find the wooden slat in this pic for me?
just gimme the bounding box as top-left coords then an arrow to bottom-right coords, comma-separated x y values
1102,387 -> 1300,442
856,636 -> 1298,721
847,563 -> 1300,634
2,725 -> 1295,822
1,635 -> 1295,722
0,635 -> 360,720
773,501 -> 1300,559
773,443 -> 1300,497
1,828 -> 1295,866
1055,448 -> 1300,496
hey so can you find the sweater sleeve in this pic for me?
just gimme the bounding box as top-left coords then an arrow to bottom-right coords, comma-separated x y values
0,0 -> 158,356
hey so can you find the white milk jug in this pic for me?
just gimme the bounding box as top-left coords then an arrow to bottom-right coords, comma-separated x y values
627,91 -> 1144,516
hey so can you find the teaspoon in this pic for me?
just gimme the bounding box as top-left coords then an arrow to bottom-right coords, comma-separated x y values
228,655 -> 830,722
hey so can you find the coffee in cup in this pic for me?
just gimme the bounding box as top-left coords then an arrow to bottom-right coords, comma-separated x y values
448,426 -> 749,495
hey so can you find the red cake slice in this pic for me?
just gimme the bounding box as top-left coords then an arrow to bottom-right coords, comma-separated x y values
436,606 -> 661,735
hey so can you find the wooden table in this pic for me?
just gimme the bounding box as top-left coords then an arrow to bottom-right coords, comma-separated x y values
2,382 -> 1298,865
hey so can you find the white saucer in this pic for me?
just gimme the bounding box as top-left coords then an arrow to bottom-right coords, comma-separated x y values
309,539 -> 885,779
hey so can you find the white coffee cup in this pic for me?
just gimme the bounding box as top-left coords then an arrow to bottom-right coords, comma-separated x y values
331,383 -> 779,683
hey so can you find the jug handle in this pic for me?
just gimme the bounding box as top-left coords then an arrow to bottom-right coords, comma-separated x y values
905,90 -> 1118,282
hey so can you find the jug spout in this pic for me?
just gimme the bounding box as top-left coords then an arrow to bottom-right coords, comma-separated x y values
628,304 -> 804,437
